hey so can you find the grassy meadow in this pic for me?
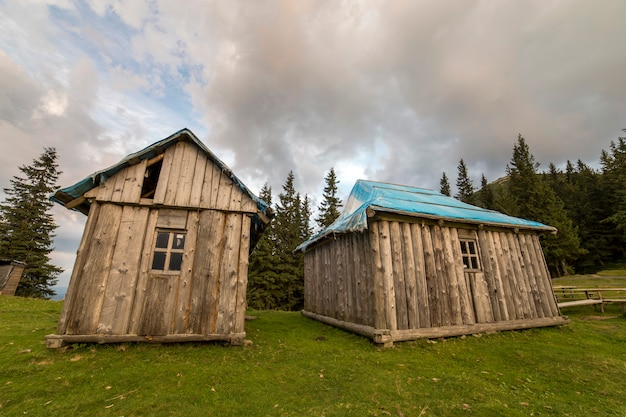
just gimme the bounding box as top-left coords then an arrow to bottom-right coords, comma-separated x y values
1,274 -> 626,417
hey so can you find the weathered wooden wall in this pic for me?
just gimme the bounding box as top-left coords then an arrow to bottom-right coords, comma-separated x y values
56,140 -> 254,341
84,140 -> 258,213
303,219 -> 560,338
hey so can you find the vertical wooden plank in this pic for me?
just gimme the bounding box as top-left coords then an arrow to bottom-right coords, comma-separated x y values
410,223 -> 430,328
214,213 -> 241,334
234,214 -> 251,334
494,232 -> 522,320
127,208 -> 159,334
215,171 -> 234,211
163,141 -> 186,206
332,237 -> 347,321
199,158 -> 215,209
189,153 -> 208,208
400,223 -> 418,329
432,224 -> 452,326
448,228 -> 476,325
478,229 -> 506,321
66,204 -> 123,335
153,147 -> 175,204
97,206 -> 150,334
120,160 -> 147,203
517,233 -> 545,318
421,224 -> 441,327
369,222 -> 387,331
377,221 -> 397,331
96,174 -> 118,201
174,143 -> 198,207
440,227 -> 463,325
57,202 -> 102,334
172,211 -> 199,334
507,233 -> 535,319
209,164 -> 223,208
529,234 -> 560,317
389,222 -> 408,330
109,169 -> 128,203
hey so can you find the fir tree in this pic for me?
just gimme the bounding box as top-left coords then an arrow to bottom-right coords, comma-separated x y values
0,147 -> 63,298
439,172 -> 451,196
455,159 -> 474,203
600,134 -> 626,257
316,167 -> 342,229
474,174 -> 495,209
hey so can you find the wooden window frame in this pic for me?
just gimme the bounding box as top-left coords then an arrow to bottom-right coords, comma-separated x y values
460,238 -> 481,271
150,229 -> 186,273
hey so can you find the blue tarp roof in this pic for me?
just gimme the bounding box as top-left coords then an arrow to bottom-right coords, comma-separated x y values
296,179 -> 555,252
51,128 -> 272,248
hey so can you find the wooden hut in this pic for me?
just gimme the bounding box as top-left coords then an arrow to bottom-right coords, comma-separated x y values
0,260 -> 26,296
296,180 -> 567,346
45,129 -> 272,348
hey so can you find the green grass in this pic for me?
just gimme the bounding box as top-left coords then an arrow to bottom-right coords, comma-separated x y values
1,290 -> 626,416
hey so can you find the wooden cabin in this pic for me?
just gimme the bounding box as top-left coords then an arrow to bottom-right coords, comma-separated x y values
0,260 -> 26,296
296,180 -> 567,347
46,129 -> 272,348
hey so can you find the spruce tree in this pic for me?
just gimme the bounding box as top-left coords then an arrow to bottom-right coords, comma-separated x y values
0,147 -> 63,298
316,167 -> 342,229
272,171 -> 306,310
439,172 -> 451,196
455,159 -> 474,203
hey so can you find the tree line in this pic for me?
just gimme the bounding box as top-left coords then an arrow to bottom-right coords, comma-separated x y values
2,132 -> 624,301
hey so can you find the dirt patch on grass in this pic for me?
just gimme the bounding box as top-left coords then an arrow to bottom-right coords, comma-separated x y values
578,315 -> 619,321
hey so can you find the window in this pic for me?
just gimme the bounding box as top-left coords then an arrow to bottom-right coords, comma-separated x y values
460,239 -> 480,270
141,158 -> 163,199
151,230 -> 186,272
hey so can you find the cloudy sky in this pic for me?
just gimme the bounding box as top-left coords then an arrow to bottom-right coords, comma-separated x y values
2,0 -> 625,290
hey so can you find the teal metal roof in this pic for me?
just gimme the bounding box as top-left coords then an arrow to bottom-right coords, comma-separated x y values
296,179 -> 555,252
51,128 -> 272,249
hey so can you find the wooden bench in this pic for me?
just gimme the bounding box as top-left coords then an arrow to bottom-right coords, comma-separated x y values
554,286 -> 626,315
554,287 -> 604,312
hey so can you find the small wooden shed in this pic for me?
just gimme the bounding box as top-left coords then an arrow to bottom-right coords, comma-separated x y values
0,260 -> 26,296
46,129 -> 272,347
296,180 -> 567,346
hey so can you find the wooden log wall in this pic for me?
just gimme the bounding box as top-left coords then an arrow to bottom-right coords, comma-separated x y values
57,205 -> 251,338
304,232 -> 374,327
84,140 -> 258,213
304,219 -> 560,335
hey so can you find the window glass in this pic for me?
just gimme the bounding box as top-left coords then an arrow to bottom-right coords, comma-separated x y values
155,232 -> 170,249
151,252 -> 166,270
169,253 -> 184,271
172,233 -> 186,250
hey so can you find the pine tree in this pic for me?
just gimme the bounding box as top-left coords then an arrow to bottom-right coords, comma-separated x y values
0,148 -> 63,298
505,135 -> 581,276
316,167 -> 342,229
455,159 -> 474,203
439,172 -> 451,196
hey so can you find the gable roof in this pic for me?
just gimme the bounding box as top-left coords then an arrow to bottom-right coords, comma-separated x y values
296,179 -> 556,252
51,128 -> 272,248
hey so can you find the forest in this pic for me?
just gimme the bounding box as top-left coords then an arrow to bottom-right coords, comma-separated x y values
247,132 -> 626,310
